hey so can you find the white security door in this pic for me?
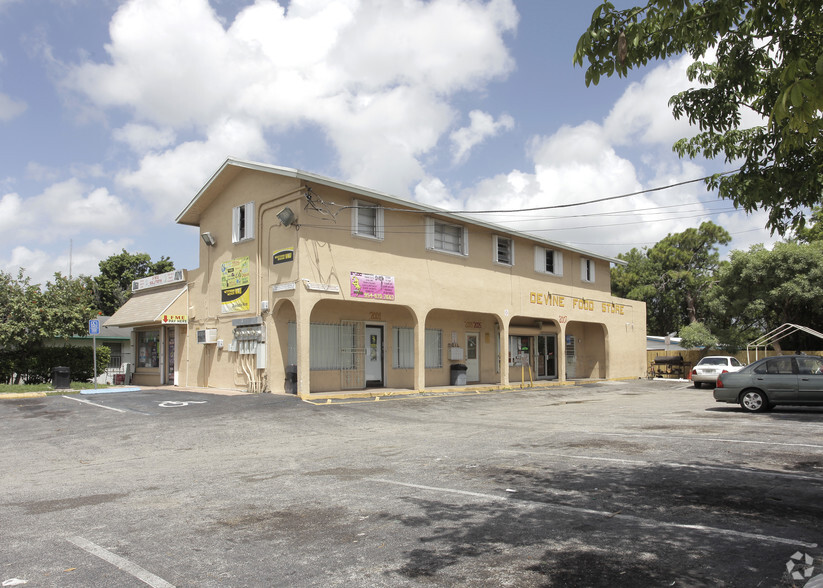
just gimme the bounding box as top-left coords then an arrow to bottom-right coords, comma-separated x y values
565,335 -> 576,379
466,332 -> 479,382
365,326 -> 384,387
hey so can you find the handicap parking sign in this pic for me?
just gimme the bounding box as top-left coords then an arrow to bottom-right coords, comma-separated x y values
89,319 -> 100,335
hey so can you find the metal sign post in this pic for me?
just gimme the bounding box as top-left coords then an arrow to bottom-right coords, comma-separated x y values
89,319 -> 100,390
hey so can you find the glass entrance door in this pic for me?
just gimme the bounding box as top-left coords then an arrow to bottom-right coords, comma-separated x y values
537,335 -> 557,378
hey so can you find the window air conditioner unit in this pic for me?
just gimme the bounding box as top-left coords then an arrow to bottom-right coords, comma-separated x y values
197,329 -> 218,344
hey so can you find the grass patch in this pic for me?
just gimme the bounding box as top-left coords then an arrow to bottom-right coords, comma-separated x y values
0,382 -> 97,395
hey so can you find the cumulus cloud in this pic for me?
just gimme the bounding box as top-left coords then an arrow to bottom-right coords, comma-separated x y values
115,117 -> 269,219
65,0 -> 518,201
450,110 -> 514,165
0,179 -> 135,250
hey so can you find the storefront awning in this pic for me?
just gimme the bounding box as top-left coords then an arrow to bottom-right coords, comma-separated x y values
104,286 -> 187,328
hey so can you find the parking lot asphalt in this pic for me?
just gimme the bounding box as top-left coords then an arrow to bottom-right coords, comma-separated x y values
1,380 -> 822,587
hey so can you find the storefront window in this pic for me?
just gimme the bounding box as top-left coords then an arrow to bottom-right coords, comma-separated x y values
137,330 -> 160,368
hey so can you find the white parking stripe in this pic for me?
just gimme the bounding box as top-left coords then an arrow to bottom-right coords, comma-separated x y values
366,478 -> 818,549
498,450 -> 823,482
67,536 -> 174,588
62,396 -> 127,413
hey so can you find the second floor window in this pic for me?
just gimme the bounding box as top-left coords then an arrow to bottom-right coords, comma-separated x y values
534,246 -> 563,276
581,258 -> 596,283
352,199 -> 384,239
427,218 -> 468,255
232,202 -> 255,243
494,236 -> 514,266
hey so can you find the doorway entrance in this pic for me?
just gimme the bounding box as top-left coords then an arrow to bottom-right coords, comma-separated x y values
465,332 -> 479,382
536,334 -> 557,379
365,325 -> 384,387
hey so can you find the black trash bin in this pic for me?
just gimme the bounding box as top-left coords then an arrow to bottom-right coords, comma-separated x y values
52,366 -> 71,389
450,363 -> 468,385
285,365 -> 297,394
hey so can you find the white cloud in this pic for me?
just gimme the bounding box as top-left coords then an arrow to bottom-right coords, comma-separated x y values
115,117 -> 269,219
65,0 -> 518,202
0,91 -> 26,121
0,179 -> 135,249
113,123 -> 176,152
450,110 -> 514,165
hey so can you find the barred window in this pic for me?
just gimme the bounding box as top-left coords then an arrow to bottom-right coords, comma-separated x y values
425,329 -> 443,369
393,327 -> 414,369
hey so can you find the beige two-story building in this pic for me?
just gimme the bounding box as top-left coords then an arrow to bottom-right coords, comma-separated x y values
109,158 -> 646,395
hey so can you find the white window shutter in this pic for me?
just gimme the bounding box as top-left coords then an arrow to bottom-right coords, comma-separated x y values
534,246 -> 543,272
351,199 -> 360,234
376,206 -> 384,240
232,205 -> 240,243
556,251 -> 564,276
425,218 -> 434,250
246,202 -> 254,240
462,226 -> 469,256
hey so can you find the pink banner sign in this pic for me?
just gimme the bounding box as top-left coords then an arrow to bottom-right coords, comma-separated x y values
350,272 -> 395,301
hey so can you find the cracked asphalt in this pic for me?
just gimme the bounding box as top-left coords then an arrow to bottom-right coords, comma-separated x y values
1,380 -> 822,587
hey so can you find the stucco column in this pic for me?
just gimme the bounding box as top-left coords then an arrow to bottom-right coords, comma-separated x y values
413,308 -> 426,391
499,320 -> 510,386
557,325 -> 567,382
295,296 -> 314,398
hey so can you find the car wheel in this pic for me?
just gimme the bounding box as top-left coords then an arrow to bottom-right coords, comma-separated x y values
693,381 -> 702,389
739,389 -> 769,413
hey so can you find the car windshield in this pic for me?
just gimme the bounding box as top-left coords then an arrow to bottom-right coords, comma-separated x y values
699,358 -> 729,366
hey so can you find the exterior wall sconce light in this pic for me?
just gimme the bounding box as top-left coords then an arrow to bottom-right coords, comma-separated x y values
277,207 -> 297,227
201,232 -> 216,246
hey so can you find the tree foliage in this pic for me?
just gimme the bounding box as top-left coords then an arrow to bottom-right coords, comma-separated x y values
0,270 -> 99,383
678,321 -> 719,350
706,241 -> 823,350
612,221 -> 730,334
93,250 -> 175,315
574,0 -> 823,235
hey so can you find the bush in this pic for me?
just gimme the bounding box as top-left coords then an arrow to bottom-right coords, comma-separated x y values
0,345 -> 111,384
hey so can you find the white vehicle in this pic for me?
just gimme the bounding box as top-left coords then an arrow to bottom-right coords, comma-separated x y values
691,356 -> 744,388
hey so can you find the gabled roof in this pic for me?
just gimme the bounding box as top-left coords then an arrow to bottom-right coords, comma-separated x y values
176,157 -> 626,266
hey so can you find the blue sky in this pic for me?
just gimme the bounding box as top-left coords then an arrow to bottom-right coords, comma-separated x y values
0,0 -> 775,284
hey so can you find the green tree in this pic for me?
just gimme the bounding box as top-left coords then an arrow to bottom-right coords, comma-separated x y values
795,206 -> 823,243
706,241 -> 823,350
43,273 -> 97,339
93,250 -> 175,315
574,0 -> 823,235
0,270 -> 47,355
678,321 -> 719,350
612,221 -> 730,334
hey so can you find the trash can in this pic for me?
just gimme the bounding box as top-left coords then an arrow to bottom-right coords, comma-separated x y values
285,365 -> 298,394
450,363 -> 468,385
52,366 -> 71,389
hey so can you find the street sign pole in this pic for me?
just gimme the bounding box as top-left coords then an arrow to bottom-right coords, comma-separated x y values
93,334 -> 97,390
89,319 -> 101,390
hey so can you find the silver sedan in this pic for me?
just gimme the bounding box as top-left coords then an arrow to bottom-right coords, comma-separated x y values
713,355 -> 823,412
